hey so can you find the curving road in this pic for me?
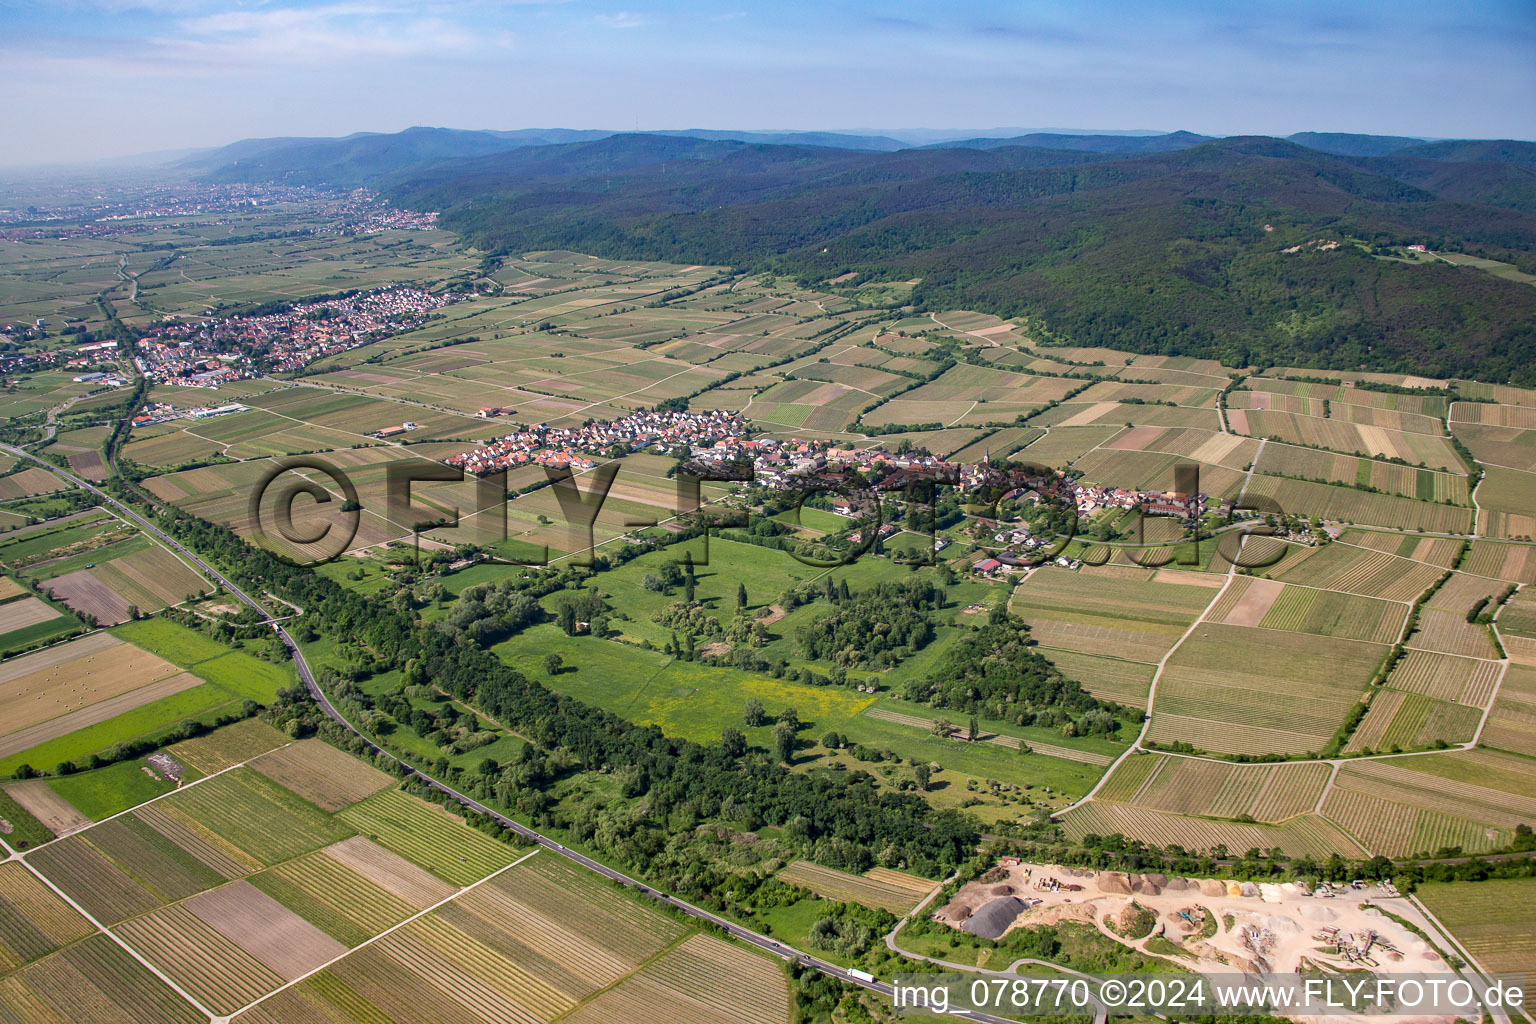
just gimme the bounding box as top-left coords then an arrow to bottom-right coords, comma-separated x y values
0,443 -> 1026,1024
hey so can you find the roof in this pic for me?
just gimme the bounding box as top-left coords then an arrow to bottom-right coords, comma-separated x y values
961,896 -> 1027,939
974,558 -> 1002,571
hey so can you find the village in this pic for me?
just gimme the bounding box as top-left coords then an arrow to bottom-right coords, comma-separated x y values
445,409 -> 1214,566
131,285 -> 456,386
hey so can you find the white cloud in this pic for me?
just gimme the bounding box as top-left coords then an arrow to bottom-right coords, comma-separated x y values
593,11 -> 649,29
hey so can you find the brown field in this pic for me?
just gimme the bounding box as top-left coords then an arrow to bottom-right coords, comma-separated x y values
0,596 -> 62,634
321,836 -> 456,908
778,860 -> 933,914
249,739 -> 393,812
166,718 -> 290,774
2,780 -> 91,835
186,881 -> 347,981
0,670 -> 202,760
1210,576 -> 1283,626
0,634 -> 182,752
0,577 -> 25,601
65,452 -> 106,481
0,468 -> 68,501
42,570 -> 131,623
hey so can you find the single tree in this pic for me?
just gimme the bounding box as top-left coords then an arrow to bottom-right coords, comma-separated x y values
913,762 -> 932,790
968,716 -> 979,742
737,582 -> 748,608
543,652 -> 563,676
773,721 -> 797,764
720,726 -> 747,759
743,697 -> 765,727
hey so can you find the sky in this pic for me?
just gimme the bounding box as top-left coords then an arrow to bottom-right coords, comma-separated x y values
1,0 -> 1533,166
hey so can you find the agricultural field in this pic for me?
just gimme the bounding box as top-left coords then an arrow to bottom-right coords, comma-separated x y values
1416,878 -> 1536,979
1147,624 -> 1388,756
233,852 -> 787,1024
1321,749 -> 1536,856
1009,565 -> 1216,704
0,632 -> 200,763
1254,442 -> 1469,503
1058,800 -> 1363,858
776,860 -> 934,915
1241,475 -> 1476,534
1476,466 -> 1536,540
1229,407 -> 1460,470
1269,541 -> 1444,601
1092,752 -> 1331,822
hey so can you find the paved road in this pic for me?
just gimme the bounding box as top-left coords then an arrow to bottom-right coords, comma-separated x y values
1,444 -> 1026,1024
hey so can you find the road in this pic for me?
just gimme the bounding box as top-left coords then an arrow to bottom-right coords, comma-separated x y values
0,443 -> 1027,1024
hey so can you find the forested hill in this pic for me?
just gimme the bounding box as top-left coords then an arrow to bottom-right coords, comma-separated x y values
196,127 -> 1536,383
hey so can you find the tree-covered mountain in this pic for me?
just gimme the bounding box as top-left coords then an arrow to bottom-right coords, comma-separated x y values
190,125 -> 1536,383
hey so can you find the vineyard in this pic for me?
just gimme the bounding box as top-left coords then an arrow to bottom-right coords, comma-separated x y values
164,718 -> 288,774
0,862 -> 93,972
1273,542 -> 1445,602
1091,754 -> 1330,822
776,860 -> 933,915
1257,585 -> 1405,644
1010,567 -> 1213,666
1058,801 -> 1361,858
0,933 -> 206,1024
114,902 -> 285,1015
1383,650 -> 1503,704
166,768 -> 353,866
1321,751 -> 1536,856
1416,879 -> 1536,977
1149,624 -> 1383,756
1242,476 -> 1476,534
1342,690 -> 1480,754
248,845 -> 419,947
250,739 -> 393,812
338,789 -> 519,886
1482,663 -> 1536,757
232,851 -> 771,1024
1256,443 -> 1469,503
1461,541 -> 1536,584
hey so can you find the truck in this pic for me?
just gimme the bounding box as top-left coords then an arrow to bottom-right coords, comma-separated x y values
847,969 -> 876,985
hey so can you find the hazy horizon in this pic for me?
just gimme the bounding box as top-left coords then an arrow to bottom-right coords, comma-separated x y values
2,0 -> 1533,168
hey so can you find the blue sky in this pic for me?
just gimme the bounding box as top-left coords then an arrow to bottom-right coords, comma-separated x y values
1,0 -> 1533,165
